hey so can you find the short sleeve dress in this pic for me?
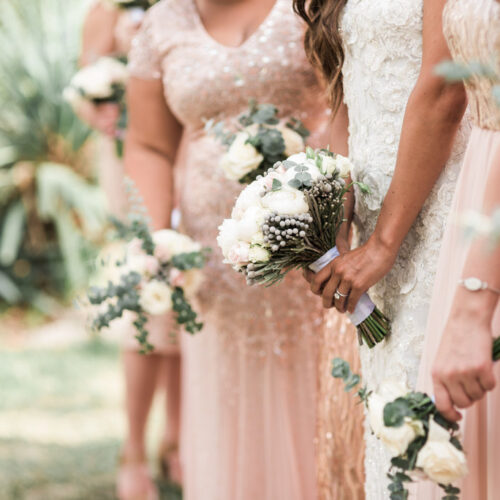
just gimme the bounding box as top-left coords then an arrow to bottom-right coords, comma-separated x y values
128,1 -> 364,499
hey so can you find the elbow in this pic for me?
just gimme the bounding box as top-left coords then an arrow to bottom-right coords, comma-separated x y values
412,75 -> 467,125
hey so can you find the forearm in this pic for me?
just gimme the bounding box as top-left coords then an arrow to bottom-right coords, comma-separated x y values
124,136 -> 174,231
373,81 -> 466,252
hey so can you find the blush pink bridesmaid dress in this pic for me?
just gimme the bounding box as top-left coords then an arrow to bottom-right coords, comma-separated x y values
414,1 -> 500,498
127,1 -> 365,498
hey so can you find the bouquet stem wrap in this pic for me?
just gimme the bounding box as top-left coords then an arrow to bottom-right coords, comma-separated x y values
309,246 -> 390,347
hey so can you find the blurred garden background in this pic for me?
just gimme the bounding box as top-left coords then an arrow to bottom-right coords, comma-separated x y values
0,0 -> 179,497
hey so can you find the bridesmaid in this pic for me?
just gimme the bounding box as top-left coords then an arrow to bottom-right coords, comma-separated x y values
77,3 -> 183,498
415,1 -> 500,498
126,0 -> 364,498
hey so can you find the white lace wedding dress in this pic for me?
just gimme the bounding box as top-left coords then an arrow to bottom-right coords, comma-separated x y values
340,1 -> 470,497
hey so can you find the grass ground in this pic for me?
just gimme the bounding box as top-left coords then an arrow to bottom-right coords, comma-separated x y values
0,330 -> 182,500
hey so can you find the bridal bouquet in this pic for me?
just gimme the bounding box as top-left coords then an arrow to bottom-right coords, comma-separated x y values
209,101 -> 310,183
217,148 -> 390,347
333,340 -> 500,500
88,215 -> 207,353
64,57 -> 128,156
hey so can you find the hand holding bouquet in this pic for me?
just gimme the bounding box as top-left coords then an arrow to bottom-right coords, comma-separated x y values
64,57 -> 128,156
88,215 -> 207,353
217,147 -> 390,347
332,343 -> 500,500
209,100 -> 310,184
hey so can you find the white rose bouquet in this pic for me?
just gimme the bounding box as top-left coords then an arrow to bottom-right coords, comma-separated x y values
332,350 -> 500,499
87,214 -> 208,353
208,100 -> 310,184
217,147 -> 390,348
64,56 -> 128,156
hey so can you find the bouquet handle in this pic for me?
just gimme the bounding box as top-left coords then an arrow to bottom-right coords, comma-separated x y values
309,246 -> 375,326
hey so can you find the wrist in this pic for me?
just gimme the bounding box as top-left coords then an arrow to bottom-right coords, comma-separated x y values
369,229 -> 400,260
450,286 -> 498,325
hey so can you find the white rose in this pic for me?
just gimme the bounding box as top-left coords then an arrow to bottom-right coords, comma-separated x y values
261,185 -> 309,215
153,229 -> 201,261
69,57 -> 128,100
368,391 -> 424,457
249,245 -> 270,263
278,126 -> 305,156
237,206 -> 270,242
416,419 -> 468,485
232,178 -> 266,219
96,56 -> 129,85
335,154 -> 353,178
319,154 -> 338,175
220,132 -> 264,181
126,254 -> 160,277
379,379 -> 410,401
217,219 -> 240,258
251,231 -> 265,245
139,280 -> 173,315
286,152 -> 307,164
226,241 -> 250,266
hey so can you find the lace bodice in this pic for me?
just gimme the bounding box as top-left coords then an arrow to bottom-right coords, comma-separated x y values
443,0 -> 500,130
340,1 -> 470,498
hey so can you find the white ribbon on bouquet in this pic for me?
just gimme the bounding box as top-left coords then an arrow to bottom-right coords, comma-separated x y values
308,246 -> 375,326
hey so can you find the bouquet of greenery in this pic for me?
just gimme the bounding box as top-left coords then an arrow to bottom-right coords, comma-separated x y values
88,213 -> 208,353
209,100 -> 310,184
64,57 -> 128,156
217,148 -> 390,347
332,340 -> 500,500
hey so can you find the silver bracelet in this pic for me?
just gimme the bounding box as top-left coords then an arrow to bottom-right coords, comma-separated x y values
458,277 -> 500,295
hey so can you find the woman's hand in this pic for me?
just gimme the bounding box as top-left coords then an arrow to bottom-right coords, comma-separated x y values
76,101 -> 120,137
304,234 -> 397,312
432,291 -> 497,422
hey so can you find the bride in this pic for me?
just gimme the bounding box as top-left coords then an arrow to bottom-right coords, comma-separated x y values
295,0 -> 470,497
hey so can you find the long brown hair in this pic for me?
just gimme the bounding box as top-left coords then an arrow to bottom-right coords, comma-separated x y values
293,0 -> 347,112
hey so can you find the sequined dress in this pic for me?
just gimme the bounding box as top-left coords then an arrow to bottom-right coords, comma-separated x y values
339,1 -> 470,497
129,1 -> 365,499
414,1 -> 500,498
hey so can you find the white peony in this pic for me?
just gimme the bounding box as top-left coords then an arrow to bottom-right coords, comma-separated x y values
416,419 -> 468,485
335,154 -> 353,178
277,126 -> 305,156
261,185 -> 309,215
249,245 -> 270,263
236,206 -> 270,242
153,229 -> 201,261
139,280 -> 172,315
368,385 -> 424,458
231,178 -> 266,219
217,219 -> 240,259
226,241 -> 250,266
220,132 -> 264,181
